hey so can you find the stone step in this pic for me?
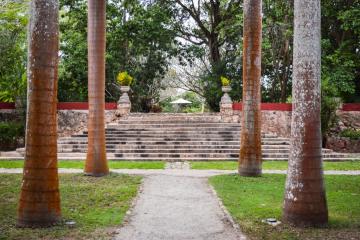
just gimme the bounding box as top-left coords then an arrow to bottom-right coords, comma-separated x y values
117,120 -> 227,124
70,134 -> 284,140
60,148 -> 333,154
105,127 -> 242,132
106,124 -> 241,129
121,113 -> 222,122
52,151 -> 350,158
99,131 -> 277,138
60,137 -> 290,142
50,152 -> 351,160
57,144 -> 291,150
57,140 -> 290,146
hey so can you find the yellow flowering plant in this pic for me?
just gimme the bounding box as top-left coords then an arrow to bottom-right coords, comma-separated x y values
117,71 -> 134,86
221,76 -> 230,86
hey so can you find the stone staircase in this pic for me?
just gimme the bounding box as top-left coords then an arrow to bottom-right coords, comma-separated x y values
46,113 -> 353,161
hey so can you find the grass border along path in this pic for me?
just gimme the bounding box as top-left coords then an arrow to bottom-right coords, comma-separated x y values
0,160 -> 165,169
0,173 -> 142,240
191,160 -> 360,171
210,174 -> 360,240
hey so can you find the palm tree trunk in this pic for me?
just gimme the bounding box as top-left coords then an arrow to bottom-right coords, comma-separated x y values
17,0 -> 61,227
84,0 -> 109,176
283,0 -> 328,227
239,0 -> 262,177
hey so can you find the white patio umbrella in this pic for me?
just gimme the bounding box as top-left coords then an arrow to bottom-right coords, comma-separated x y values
170,98 -> 192,112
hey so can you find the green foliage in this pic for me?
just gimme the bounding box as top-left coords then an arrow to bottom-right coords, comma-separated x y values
200,59 -> 242,111
0,122 -> 24,150
58,0 -> 88,101
58,0 -> 177,109
262,0 -> 293,103
340,129 -> 360,140
1,0 -> 359,108
321,78 -> 341,142
322,0 -> 360,103
0,0 -> 28,102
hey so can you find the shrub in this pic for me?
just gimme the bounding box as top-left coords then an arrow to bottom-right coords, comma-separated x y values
340,129 -> 360,140
0,122 -> 25,150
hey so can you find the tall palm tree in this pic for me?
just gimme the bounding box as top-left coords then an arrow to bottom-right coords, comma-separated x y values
85,0 -> 109,176
17,0 -> 61,227
283,0 -> 328,227
239,0 -> 262,177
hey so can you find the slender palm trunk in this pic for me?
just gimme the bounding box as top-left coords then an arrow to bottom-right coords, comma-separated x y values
283,0 -> 328,227
17,0 -> 61,227
85,0 -> 109,177
239,0 -> 262,177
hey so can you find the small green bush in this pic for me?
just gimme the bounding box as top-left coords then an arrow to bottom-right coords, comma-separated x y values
340,129 -> 360,140
0,122 -> 25,150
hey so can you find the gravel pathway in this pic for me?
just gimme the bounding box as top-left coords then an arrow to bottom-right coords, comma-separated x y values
113,174 -> 246,240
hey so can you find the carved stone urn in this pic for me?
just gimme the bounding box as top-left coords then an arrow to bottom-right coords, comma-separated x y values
116,85 -> 131,117
221,86 -> 232,104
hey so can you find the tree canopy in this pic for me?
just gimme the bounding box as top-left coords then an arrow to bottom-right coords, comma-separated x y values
0,0 -> 359,110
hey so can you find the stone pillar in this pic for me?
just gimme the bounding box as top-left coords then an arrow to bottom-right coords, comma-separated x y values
116,86 -> 131,117
220,86 -> 233,122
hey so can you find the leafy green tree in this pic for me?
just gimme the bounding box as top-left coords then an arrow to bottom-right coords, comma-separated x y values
58,0 -> 88,101
262,0 -> 293,103
0,0 -> 28,102
321,0 -> 360,102
59,0 -> 177,112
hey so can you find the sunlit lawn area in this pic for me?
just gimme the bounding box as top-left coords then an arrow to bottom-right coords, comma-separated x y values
0,173 -> 142,240
191,160 -> 360,171
210,174 -> 360,240
0,160 -> 165,169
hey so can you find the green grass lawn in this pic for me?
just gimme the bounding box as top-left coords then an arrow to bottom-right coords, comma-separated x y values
191,161 -> 360,171
210,174 -> 360,240
0,173 -> 142,240
0,160 -> 165,169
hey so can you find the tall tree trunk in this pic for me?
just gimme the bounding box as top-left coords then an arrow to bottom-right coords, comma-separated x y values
208,34 -> 221,65
283,0 -> 328,227
17,0 -> 61,227
239,0 -> 262,177
85,0 -> 109,176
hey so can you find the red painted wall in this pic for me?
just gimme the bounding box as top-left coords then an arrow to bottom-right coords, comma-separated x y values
1,102 -> 359,111
0,103 -> 15,109
342,103 -> 360,111
57,102 -> 117,110
0,102 -> 117,110
233,102 -> 360,112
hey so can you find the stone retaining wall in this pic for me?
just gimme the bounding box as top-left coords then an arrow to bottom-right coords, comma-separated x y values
0,110 -> 21,122
221,109 -> 292,137
326,137 -> 360,153
220,108 -> 360,139
57,110 -> 117,137
1,108 -> 359,140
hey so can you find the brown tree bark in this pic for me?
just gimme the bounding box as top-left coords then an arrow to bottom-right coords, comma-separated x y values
239,0 -> 262,177
84,0 -> 109,176
17,0 -> 61,227
283,0 -> 328,227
